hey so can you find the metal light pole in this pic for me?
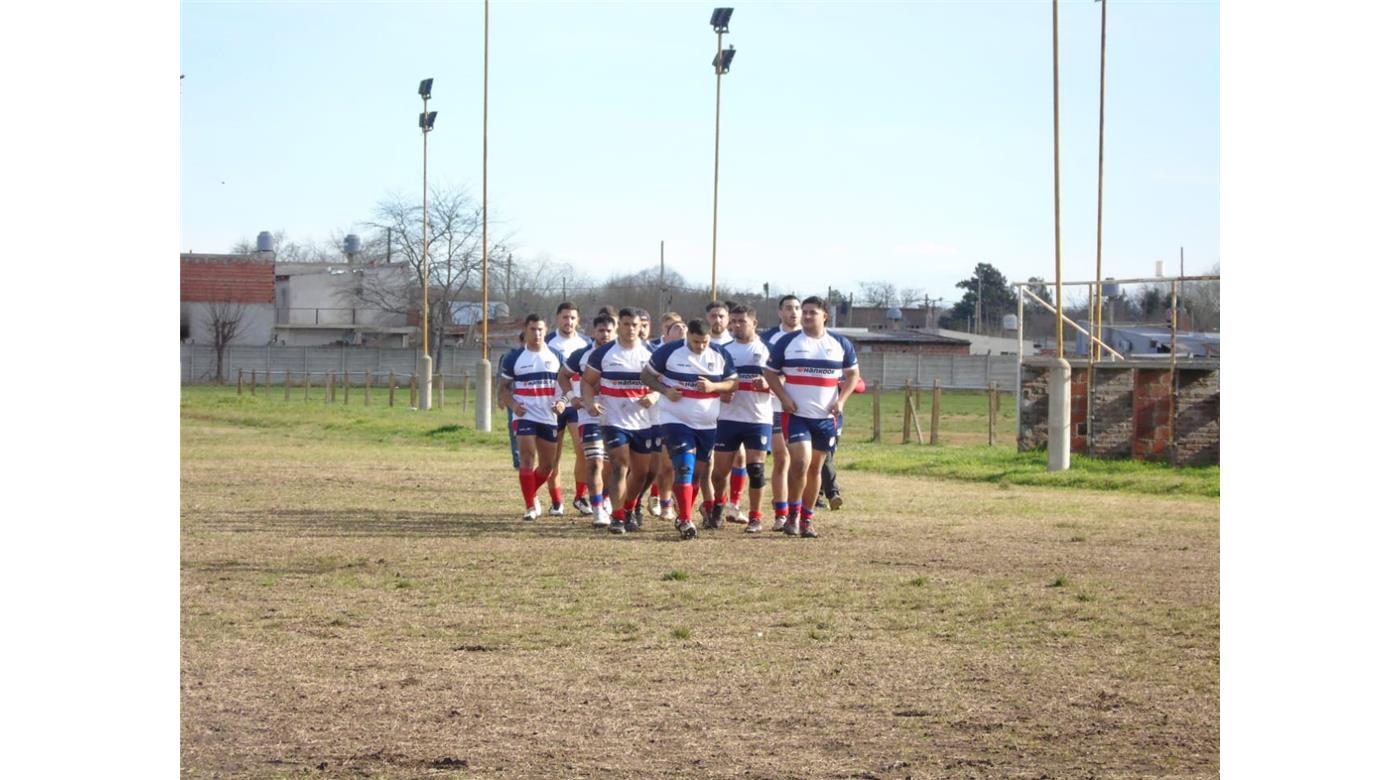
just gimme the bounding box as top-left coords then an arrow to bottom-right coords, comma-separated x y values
708,7 -> 735,302
417,78 -> 437,410
1087,0 -> 1108,452
474,0 -> 494,431
1047,0 -> 1071,472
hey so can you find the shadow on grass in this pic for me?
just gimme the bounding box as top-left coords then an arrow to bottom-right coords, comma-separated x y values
196,508 -> 610,539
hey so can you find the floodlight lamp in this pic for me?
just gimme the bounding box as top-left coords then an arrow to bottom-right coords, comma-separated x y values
418,78 -> 434,99
710,7 -> 733,33
419,110 -> 438,130
713,45 -> 736,74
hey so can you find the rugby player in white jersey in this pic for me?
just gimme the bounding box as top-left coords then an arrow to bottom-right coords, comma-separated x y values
645,312 -> 686,521
758,294 -> 803,530
763,296 -> 860,538
557,312 -> 615,527
642,318 -> 738,539
712,304 -> 771,533
629,309 -> 665,529
581,308 -> 660,534
496,314 -> 568,521
691,301 -> 734,520
543,302 -> 590,517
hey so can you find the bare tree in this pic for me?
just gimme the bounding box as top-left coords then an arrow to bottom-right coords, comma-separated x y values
899,287 -> 926,307
352,186 -> 511,366
230,229 -> 339,263
205,300 -> 249,383
858,280 -> 898,308
1180,262 -> 1220,331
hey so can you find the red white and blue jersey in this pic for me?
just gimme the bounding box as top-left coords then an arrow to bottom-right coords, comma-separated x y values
760,325 -> 800,350
586,340 -> 656,431
565,342 -> 609,427
548,329 -> 589,380
766,329 -> 858,420
709,330 -> 735,348
647,340 -> 737,430
500,345 -> 566,425
718,337 -> 771,424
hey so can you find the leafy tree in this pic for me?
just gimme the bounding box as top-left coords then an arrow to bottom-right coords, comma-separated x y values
939,262 -> 1014,332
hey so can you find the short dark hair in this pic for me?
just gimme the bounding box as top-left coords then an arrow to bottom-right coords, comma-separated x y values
524,313 -> 545,326
556,301 -> 578,315
729,303 -> 753,318
723,300 -> 738,311
778,294 -> 800,307
704,300 -> 727,313
596,305 -> 618,319
634,308 -> 651,321
617,307 -> 638,321
592,313 -> 616,328
687,318 -> 707,336
802,296 -> 828,314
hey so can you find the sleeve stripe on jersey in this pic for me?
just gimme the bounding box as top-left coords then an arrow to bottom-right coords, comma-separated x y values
779,358 -> 846,370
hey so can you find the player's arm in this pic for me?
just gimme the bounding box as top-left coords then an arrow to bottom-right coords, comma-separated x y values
581,365 -> 605,417
642,365 -> 682,403
556,362 -> 575,400
832,365 -> 861,416
764,366 -> 797,414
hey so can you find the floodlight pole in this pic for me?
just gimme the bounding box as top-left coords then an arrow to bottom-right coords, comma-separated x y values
419,87 -> 434,410
709,20 -> 729,302
475,0 -> 494,431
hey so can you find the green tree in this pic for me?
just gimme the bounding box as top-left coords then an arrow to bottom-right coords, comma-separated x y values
939,262 -> 1015,333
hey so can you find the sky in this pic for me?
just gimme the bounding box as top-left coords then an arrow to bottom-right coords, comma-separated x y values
180,0 -> 1219,305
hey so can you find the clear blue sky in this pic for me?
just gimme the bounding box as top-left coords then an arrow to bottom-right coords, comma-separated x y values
181,0 -> 1218,304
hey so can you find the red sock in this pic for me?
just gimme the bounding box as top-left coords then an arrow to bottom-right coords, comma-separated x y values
533,469 -> 560,505
624,498 -> 638,512
676,484 -> 694,521
729,473 -> 745,504
517,469 -> 537,508
749,510 -> 763,521
575,481 -> 587,500
650,484 -> 660,498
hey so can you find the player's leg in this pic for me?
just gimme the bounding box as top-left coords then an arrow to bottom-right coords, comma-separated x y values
602,427 -> 632,533
796,419 -> 835,537
726,443 -> 747,519
665,424 -> 700,539
568,420 -> 590,514
515,423 -> 542,520
695,427 -> 719,529
581,424 -> 609,527
742,425 -> 771,533
622,435 -> 651,531
769,412 -> 790,531
821,434 -> 842,509
656,443 -> 676,521
784,417 -> 813,535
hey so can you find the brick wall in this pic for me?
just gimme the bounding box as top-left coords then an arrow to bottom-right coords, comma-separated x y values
181,256 -> 275,304
1018,358 -> 1219,466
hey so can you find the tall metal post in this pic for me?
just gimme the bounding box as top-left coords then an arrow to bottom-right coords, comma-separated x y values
1047,0 -> 1071,472
1087,0 -> 1108,452
419,87 -> 434,409
658,240 -> 666,319
709,28 -> 725,302
474,0 -> 494,431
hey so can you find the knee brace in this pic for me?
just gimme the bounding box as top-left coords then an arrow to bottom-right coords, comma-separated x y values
746,461 -> 766,489
583,440 -> 606,460
671,451 -> 697,485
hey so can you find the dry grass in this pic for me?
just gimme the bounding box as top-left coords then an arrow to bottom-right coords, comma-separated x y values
182,403 -> 1218,778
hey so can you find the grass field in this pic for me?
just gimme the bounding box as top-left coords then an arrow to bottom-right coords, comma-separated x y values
181,386 -> 1219,778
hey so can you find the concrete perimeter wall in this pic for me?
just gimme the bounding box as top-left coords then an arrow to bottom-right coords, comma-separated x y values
182,345 -> 1021,391
1019,357 -> 1219,466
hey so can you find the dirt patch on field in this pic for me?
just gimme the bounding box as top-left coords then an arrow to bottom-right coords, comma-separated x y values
182,425 -> 1218,778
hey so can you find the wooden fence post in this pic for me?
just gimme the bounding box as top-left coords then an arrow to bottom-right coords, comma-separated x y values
364,371 -> 371,406
250,370 -> 257,395
463,374 -> 471,414
871,382 -> 882,441
991,378 -> 1002,445
303,373 -> 310,402
237,369 -> 243,395
930,380 -> 941,445
901,380 -> 913,444
409,375 -> 418,409
342,370 -> 350,405
389,372 -> 397,407
284,371 -> 291,401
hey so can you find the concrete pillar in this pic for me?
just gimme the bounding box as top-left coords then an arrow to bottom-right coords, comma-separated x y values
417,353 -> 434,410
474,358 -> 493,431
1047,358 -> 1072,471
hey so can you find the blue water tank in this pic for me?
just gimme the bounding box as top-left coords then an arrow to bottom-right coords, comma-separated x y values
885,306 -> 903,321
1102,278 -> 1121,299
256,231 -> 274,252
343,234 -> 361,255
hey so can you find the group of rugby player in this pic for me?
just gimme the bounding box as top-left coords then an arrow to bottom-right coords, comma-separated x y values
497,295 -> 860,540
